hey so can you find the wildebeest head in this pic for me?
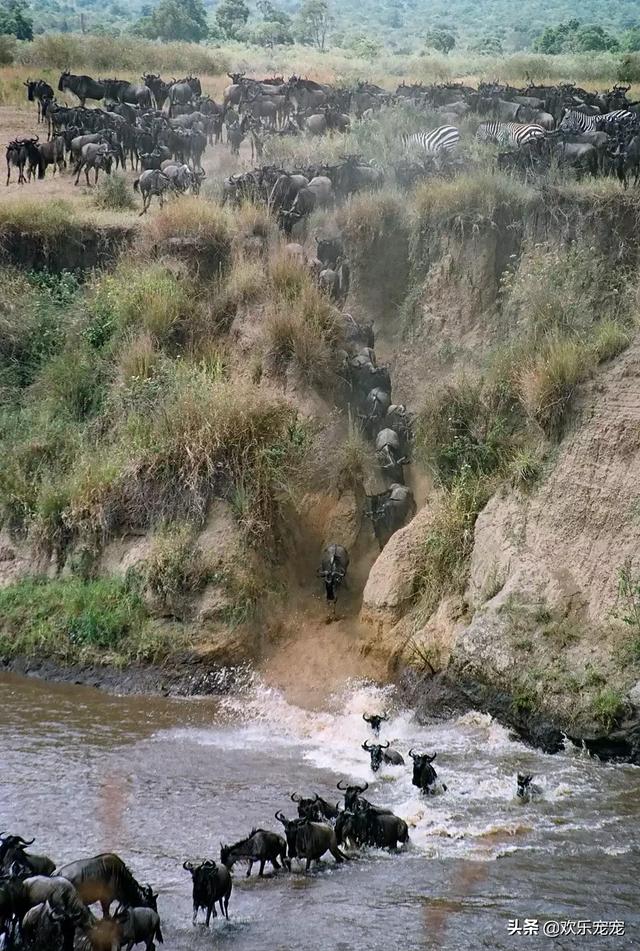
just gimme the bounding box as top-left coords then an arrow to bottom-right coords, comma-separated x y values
362,712 -> 388,735
409,749 -> 438,792
336,780 -> 368,812
139,883 -> 158,911
290,792 -> 322,821
183,859 -> 217,893
517,773 -> 534,799
315,235 -> 343,268
0,834 -> 35,870
362,739 -> 389,773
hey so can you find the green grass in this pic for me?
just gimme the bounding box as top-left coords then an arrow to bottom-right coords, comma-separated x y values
593,687 -> 627,732
0,577 -> 184,665
93,174 -> 137,213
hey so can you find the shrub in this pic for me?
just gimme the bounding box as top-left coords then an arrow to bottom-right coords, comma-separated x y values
265,284 -> 341,387
91,263 -> 194,347
142,524 -> 212,613
414,470 -> 493,618
93,174 -> 136,212
0,34 -> 16,65
415,376 -> 515,486
593,687 -> 627,731
338,187 -> 407,244
516,336 -> 595,436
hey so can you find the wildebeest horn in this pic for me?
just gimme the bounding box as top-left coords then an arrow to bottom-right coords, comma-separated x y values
381,741 -> 389,749
427,753 -> 437,762
183,861 -> 194,871
275,811 -> 286,823
291,792 -> 301,802
362,741 -> 372,751
357,782 -> 368,793
203,859 -> 216,867
15,837 -> 35,846
313,794 -> 320,802
408,748 -> 416,758
336,780 -> 348,790
362,714 -> 371,723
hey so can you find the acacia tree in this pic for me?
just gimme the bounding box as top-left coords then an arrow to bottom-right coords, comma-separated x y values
215,0 -> 250,40
295,0 -> 333,52
135,0 -> 209,42
425,28 -> 456,54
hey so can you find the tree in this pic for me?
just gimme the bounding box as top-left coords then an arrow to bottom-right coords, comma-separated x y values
135,0 -> 209,42
425,28 -> 456,54
573,25 -> 619,53
250,19 -> 293,46
215,0 -> 250,40
533,20 -> 579,54
295,0 -> 332,52
0,0 -> 34,40
468,33 -> 503,55
623,27 -> 640,52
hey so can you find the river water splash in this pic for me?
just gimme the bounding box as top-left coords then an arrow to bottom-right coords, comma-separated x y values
1,671 -> 639,949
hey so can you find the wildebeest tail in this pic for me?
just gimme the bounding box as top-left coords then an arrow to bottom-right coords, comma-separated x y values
133,177 -> 140,191
155,921 -> 164,943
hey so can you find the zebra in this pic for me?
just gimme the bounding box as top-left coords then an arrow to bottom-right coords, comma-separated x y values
400,125 -> 460,157
476,121 -> 546,148
560,109 -> 636,134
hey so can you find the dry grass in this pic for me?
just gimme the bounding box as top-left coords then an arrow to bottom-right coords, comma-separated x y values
516,336 -> 594,436
412,170 -> 535,227
337,188 -> 407,244
141,197 -> 232,266
264,283 -> 341,388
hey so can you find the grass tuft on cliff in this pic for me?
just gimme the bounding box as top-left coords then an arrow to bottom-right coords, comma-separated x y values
0,577 -> 186,665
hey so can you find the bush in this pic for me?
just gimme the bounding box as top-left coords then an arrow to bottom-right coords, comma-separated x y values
93,174 -> 136,212
516,336 -> 595,436
91,263 -> 194,347
0,34 -> 16,65
593,687 -> 627,732
265,284 -> 341,387
414,470 -> 493,618
142,197 -> 232,267
0,577 -> 149,660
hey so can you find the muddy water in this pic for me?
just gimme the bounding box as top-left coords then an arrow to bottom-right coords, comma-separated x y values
1,671 -> 639,950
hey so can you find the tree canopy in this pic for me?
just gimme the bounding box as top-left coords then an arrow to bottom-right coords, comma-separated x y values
135,0 -> 209,42
0,0 -> 33,40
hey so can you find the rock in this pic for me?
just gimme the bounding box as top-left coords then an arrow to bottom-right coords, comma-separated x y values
628,681 -> 640,708
361,504 -> 432,630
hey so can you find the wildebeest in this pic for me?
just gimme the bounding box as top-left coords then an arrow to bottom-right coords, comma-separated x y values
73,143 -> 114,186
334,809 -> 368,848
319,259 -> 350,304
315,235 -> 343,268
336,780 -> 377,813
113,904 -> 163,950
362,740 -> 405,773
220,829 -> 287,878
0,875 -> 27,945
38,136 -> 66,176
0,835 -> 55,877
290,793 -> 340,823
274,814 -> 345,872
362,713 -> 388,736
361,806 -> 409,850
409,749 -> 446,794
365,483 -> 416,550
318,543 -> 349,616
101,78 -> 152,109
182,860 -> 231,924
58,72 -> 105,107
375,428 -> 408,483
516,773 -> 543,802
55,853 -> 151,918
24,79 -> 54,122
133,169 -> 176,215
6,137 -> 43,185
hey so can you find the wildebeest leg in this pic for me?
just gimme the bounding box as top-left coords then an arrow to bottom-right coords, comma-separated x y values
100,899 -> 111,918
74,161 -> 83,185
6,159 -> 10,186
85,166 -> 92,186
95,166 -> 99,185
271,856 -> 281,871
330,843 -> 345,863
246,859 -> 253,877
205,904 -> 212,926
305,857 -> 312,872
258,859 -> 266,876
223,896 -> 229,920
192,902 -> 198,926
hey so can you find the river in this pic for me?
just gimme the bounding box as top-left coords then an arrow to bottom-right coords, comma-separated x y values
1,671 -> 639,950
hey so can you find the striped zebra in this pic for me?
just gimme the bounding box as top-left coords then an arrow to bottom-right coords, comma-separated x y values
476,121 -> 546,148
560,108 -> 635,133
400,125 -> 460,157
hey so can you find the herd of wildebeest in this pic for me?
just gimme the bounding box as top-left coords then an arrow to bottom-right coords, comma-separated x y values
0,709 -> 541,950
7,71 -> 640,216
